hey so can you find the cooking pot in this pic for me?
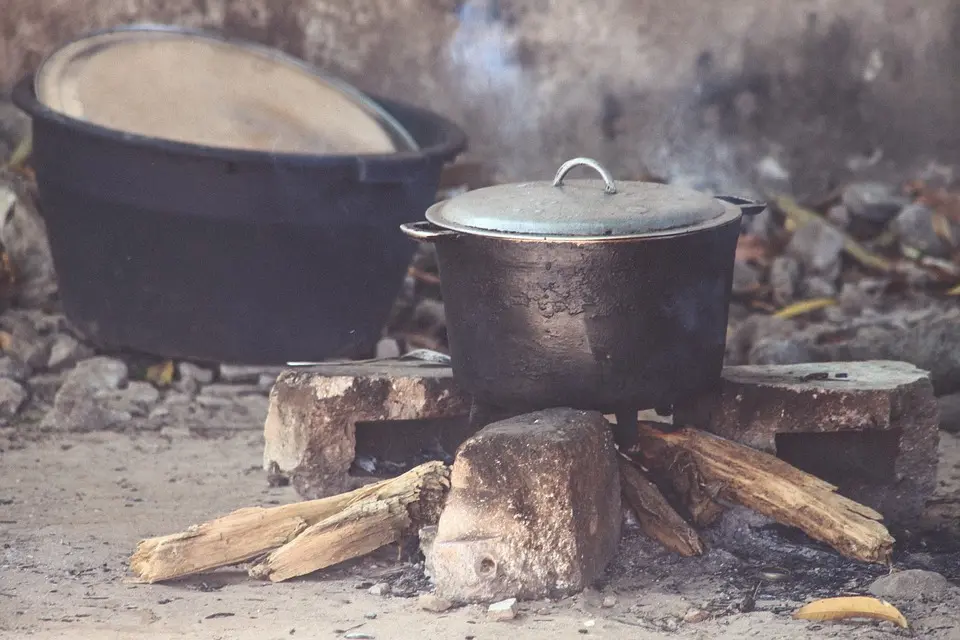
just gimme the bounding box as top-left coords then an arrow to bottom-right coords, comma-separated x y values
400,157 -> 765,414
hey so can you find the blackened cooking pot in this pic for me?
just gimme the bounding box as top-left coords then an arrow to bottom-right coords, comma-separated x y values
401,158 -> 764,414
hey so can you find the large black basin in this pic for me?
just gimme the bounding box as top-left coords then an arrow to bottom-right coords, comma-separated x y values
13,75 -> 466,364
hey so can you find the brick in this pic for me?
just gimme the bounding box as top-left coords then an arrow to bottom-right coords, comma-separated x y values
263,358 -> 472,499
674,360 -> 939,523
428,408 -> 621,603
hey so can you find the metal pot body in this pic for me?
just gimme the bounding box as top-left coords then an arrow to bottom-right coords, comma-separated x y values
426,219 -> 741,413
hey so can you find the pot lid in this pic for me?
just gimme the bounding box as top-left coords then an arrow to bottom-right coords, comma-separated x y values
34,24 -> 418,154
426,158 -> 738,239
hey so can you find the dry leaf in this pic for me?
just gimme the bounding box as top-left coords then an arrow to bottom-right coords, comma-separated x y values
0,330 -> 11,351
793,596 -> 908,629
773,298 -> 836,320
948,283 -> 960,296
932,212 -> 956,245
145,360 -> 175,387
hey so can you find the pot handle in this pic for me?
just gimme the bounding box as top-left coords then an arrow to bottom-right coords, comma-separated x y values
400,221 -> 460,241
552,157 -> 618,194
715,195 -> 767,216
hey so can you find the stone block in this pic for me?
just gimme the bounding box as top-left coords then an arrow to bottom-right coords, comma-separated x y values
428,408 -> 621,603
263,358 -> 472,499
674,361 -> 940,523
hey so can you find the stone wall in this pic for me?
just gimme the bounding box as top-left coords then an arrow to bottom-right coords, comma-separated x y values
3,0 -> 959,195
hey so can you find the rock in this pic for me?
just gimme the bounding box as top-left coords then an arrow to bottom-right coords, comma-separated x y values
375,337 -> 401,360
0,182 -> 58,309
39,357 -> 131,431
0,310 -> 52,370
838,280 -> 885,316
939,394 -> 960,433
176,362 -> 215,395
826,204 -> 851,229
95,381 -> 161,417
769,256 -> 801,306
674,361 -> 940,523
0,377 -> 28,421
786,218 -> 844,281
46,334 -> 94,371
601,595 -> 618,608
800,275 -> 837,299
683,608 -> 711,624
418,594 -> 453,613
367,582 -> 391,596
731,261 -> 760,295
892,203 -> 952,258
841,182 -> 908,224
0,355 -> 30,381
725,315 -> 796,366
868,569 -> 952,602
487,598 -> 518,621
747,337 -> 811,365
263,358 -> 472,498
428,408 -> 621,603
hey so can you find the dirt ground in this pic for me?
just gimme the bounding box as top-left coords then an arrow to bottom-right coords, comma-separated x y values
2,425 -> 959,640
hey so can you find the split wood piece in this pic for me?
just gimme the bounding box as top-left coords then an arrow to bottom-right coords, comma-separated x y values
250,463 -> 450,582
617,456 -> 704,557
130,461 -> 449,583
631,422 -> 894,565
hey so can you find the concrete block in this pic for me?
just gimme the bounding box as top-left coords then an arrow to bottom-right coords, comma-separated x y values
674,361 -> 939,523
429,408 -> 621,603
263,358 -> 472,499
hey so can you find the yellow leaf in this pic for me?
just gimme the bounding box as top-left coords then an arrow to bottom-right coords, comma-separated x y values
773,298 -> 836,320
0,330 -> 11,351
932,212 -> 955,245
793,596 -> 908,629
145,360 -> 175,387
948,283 -> 960,296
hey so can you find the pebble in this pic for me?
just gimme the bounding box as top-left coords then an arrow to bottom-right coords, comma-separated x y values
0,377 -> 28,419
826,204 -> 851,229
801,276 -> 838,299
769,256 -> 801,306
786,218 -> 845,280
375,337 -> 401,360
841,182 -> 909,223
938,394 -> 960,433
683,608 -> 711,624
46,334 -> 94,371
488,598 -> 518,621
868,569 -> 952,602
367,582 -> 391,597
0,355 -> 30,381
418,593 -> 453,613
893,203 -> 952,258
601,595 -> 618,609
0,311 -> 51,369
731,261 -> 761,295
178,362 -> 214,385
343,634 -> 375,640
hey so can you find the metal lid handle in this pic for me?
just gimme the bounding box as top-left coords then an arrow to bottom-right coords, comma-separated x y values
552,157 -> 618,194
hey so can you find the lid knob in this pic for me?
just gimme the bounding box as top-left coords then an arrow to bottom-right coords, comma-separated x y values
552,157 -> 618,195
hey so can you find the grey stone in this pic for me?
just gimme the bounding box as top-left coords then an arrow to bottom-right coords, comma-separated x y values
0,183 -> 58,309
46,334 -> 95,372
95,381 -> 161,417
429,409 -> 620,603
175,362 -> 215,394
487,598 -> 518,621
868,569 -> 952,602
0,355 -> 30,381
731,261 -> 761,295
768,256 -> 801,306
419,593 -> 453,612
40,357 -> 132,432
725,315 -> 796,366
826,204 -> 851,229
367,582 -> 391,596
263,358 -> 472,498
375,338 -> 402,360
0,377 -> 28,421
838,280 -> 885,316
786,218 -> 845,281
893,203 -> 953,258
747,337 -> 811,365
0,310 -> 51,370
674,361 -> 940,523
800,275 -> 838,299
938,394 -> 960,433
841,182 -> 909,224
